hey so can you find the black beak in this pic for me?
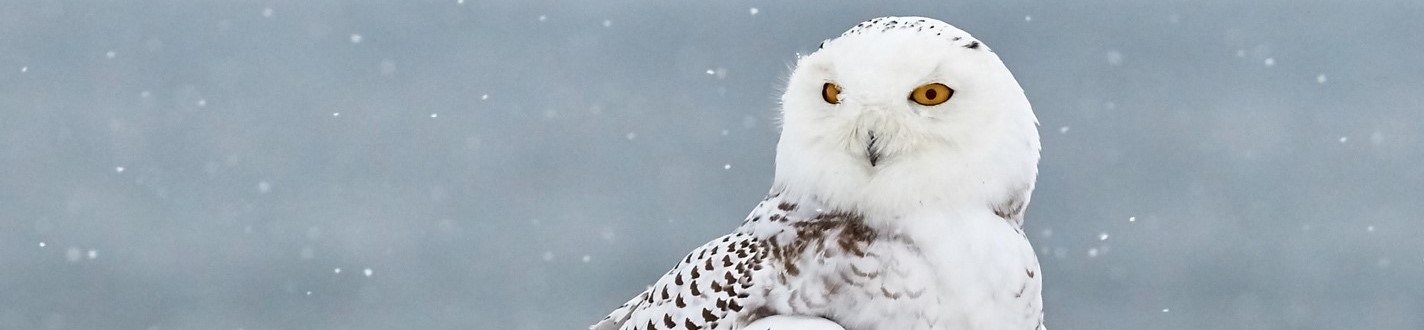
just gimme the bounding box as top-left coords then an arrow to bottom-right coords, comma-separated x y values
866,131 -> 880,167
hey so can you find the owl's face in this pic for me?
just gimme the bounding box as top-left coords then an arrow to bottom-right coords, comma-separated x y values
774,17 -> 1039,214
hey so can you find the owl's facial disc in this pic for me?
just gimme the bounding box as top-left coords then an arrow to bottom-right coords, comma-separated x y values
778,16 -> 1037,177
772,16 -> 1040,216
829,83 -> 949,168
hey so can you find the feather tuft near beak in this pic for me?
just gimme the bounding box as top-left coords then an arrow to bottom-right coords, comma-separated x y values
866,131 -> 880,167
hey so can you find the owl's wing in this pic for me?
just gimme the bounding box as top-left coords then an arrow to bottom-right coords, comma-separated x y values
592,230 -> 775,330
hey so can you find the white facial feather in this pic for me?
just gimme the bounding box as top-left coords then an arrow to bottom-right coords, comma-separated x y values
774,17 -> 1040,221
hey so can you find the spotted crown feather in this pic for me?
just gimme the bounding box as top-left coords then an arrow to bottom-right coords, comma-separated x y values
829,17 -> 989,52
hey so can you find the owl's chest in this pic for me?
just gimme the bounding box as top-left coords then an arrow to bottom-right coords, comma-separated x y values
758,215 -> 1041,330
763,233 -> 940,329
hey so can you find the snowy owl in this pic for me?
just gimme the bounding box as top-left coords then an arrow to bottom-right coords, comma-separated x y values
593,17 -> 1044,330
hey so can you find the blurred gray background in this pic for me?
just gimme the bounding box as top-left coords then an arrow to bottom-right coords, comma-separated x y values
2,1 -> 1421,329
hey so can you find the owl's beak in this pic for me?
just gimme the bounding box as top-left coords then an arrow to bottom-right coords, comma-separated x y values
866,130 -> 881,167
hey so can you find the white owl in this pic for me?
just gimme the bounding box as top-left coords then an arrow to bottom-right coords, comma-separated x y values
593,16 -> 1044,330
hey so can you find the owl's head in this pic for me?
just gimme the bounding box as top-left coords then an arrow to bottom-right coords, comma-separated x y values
773,17 -> 1040,218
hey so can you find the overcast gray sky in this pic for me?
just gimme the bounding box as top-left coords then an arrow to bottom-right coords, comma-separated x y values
2,1 -> 1421,329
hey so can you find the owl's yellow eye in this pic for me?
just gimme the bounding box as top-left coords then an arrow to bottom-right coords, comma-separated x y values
910,83 -> 953,106
821,83 -> 841,104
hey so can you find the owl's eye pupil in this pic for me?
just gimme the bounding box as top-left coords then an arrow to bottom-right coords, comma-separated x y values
924,89 -> 937,100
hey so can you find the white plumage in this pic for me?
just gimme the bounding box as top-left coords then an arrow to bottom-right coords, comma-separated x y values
594,16 -> 1044,330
